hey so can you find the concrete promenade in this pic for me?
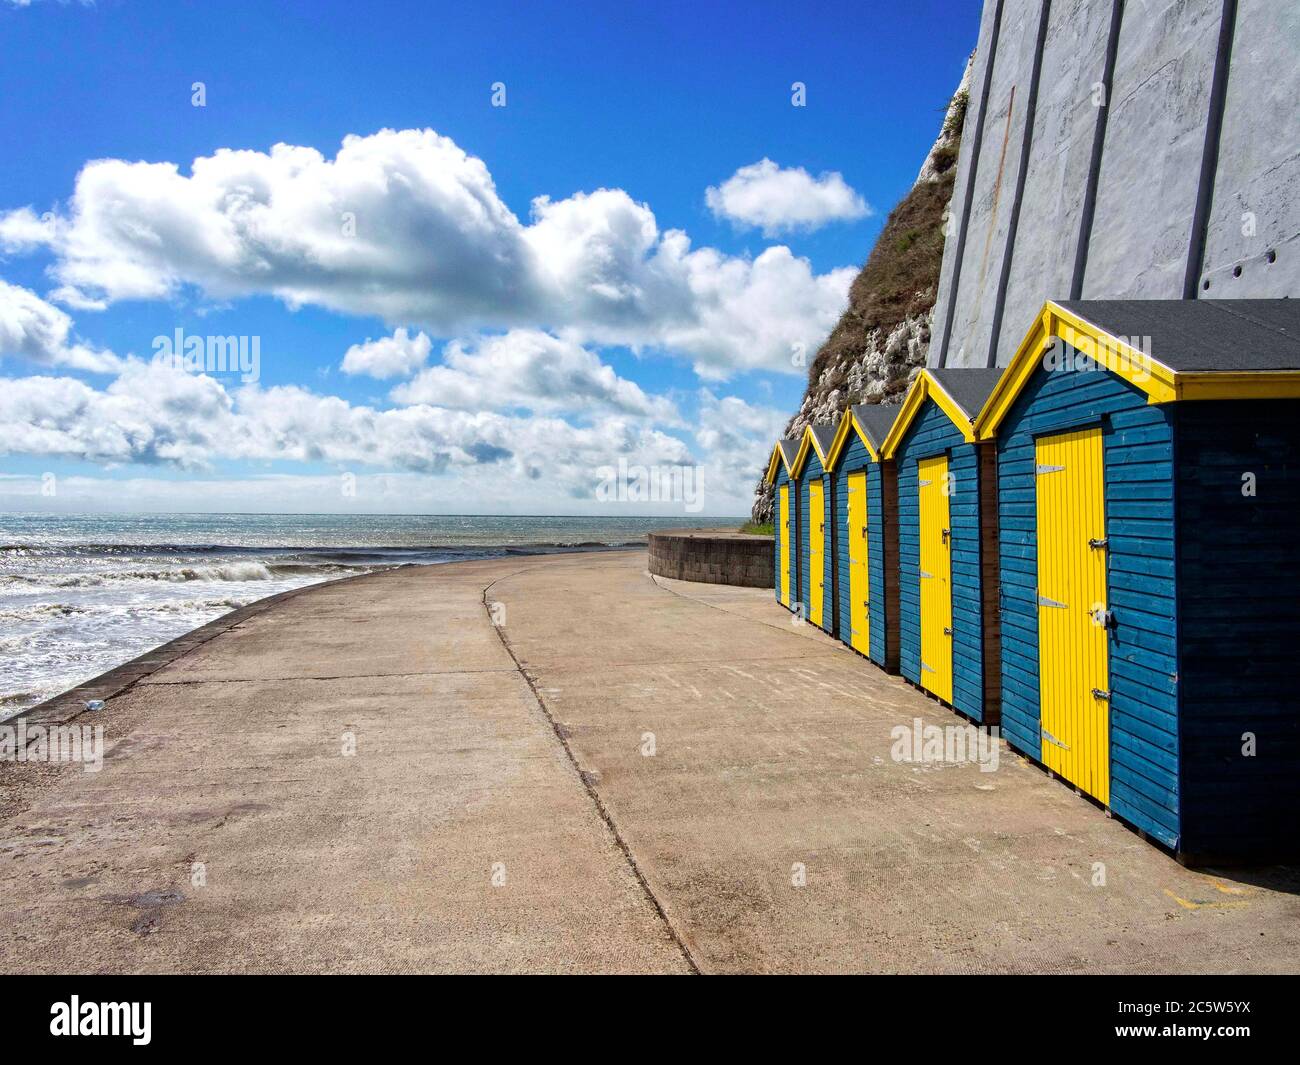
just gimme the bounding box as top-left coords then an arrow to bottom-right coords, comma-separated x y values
2,551 -> 1297,973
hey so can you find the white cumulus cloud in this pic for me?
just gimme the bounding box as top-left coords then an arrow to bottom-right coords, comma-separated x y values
341,327 -> 432,379
392,329 -> 678,422
0,359 -> 785,511
0,280 -> 122,372
693,390 -> 790,492
1,130 -> 853,376
705,158 -> 870,235
0,362 -> 691,486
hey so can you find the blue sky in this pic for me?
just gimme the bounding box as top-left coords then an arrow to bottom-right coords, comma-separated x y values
0,0 -> 978,515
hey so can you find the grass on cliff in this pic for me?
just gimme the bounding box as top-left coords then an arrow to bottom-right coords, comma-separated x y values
739,522 -> 774,536
804,166 -> 958,403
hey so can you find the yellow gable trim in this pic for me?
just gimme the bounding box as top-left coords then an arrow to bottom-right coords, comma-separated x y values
759,444 -> 780,486
808,424 -> 833,466
764,442 -> 787,484
924,373 -> 980,444
929,300 -> 1300,442
878,370 -> 976,458
788,426 -> 818,476
971,309 -> 1052,441
824,408 -> 882,469
1172,371 -> 1300,402
1052,303 -> 1177,402
824,412 -> 854,471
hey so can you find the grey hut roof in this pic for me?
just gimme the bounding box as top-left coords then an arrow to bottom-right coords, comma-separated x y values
1055,299 -> 1300,372
926,367 -> 1005,419
777,436 -> 801,468
809,423 -> 837,459
850,403 -> 900,450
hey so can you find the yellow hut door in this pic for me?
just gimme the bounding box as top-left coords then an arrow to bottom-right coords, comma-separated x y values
808,479 -> 825,626
1035,427 -> 1110,804
917,455 -> 953,703
846,470 -> 870,654
779,484 -> 791,607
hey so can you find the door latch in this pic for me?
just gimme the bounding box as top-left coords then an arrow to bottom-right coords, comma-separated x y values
943,626 -> 953,636
1088,537 -> 1108,550
1091,607 -> 1116,629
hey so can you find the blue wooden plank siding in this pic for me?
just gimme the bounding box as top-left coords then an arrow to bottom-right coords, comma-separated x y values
833,439 -> 857,644
866,463 -> 888,665
896,401 -> 987,722
834,434 -> 889,664
995,354 -> 1180,848
821,469 -> 834,634
798,450 -> 827,626
1173,399 -> 1300,859
773,466 -> 791,604
791,471 -> 803,611
791,467 -> 800,608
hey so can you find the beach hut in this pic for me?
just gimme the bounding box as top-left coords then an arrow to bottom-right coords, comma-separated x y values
764,436 -> 802,610
975,299 -> 1300,862
787,424 -> 837,633
880,369 -> 1003,724
824,403 -> 901,670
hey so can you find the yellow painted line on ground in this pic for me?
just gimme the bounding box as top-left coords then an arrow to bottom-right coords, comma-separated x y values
1163,888 -> 1250,911
1204,878 -> 1251,896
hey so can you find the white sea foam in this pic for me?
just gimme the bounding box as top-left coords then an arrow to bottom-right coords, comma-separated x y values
0,512 -> 725,717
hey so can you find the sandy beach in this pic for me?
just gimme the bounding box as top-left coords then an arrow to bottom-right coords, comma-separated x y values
2,550 -> 1297,974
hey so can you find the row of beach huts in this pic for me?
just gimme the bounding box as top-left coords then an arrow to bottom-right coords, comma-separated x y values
764,298 -> 1300,864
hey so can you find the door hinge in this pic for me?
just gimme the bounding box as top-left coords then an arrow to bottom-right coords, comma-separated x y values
1038,595 -> 1068,609
1036,464 -> 1066,475
1091,688 -> 1111,700
1041,727 -> 1071,750
941,527 -> 952,544
919,569 -> 934,579
1088,537 -> 1108,550
943,626 -> 953,636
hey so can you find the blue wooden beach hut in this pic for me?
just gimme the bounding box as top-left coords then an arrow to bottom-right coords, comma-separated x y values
880,369 -> 1003,724
786,424 -> 837,633
824,404 -> 901,670
764,436 -> 802,611
975,299 -> 1300,863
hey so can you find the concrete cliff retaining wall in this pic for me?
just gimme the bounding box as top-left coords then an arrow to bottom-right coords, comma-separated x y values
647,532 -> 774,588
930,0 -> 1300,370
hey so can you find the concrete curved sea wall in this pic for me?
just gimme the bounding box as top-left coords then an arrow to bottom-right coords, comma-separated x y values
647,532 -> 774,588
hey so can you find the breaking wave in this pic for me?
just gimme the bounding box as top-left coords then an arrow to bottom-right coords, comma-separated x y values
0,512 -> 724,717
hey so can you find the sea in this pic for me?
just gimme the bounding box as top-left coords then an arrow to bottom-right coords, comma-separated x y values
0,513 -> 731,718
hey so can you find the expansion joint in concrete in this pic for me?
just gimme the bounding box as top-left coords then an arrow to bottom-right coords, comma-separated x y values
480,572 -> 702,975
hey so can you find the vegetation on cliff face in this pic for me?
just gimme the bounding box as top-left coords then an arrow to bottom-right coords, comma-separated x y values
751,69 -> 970,524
